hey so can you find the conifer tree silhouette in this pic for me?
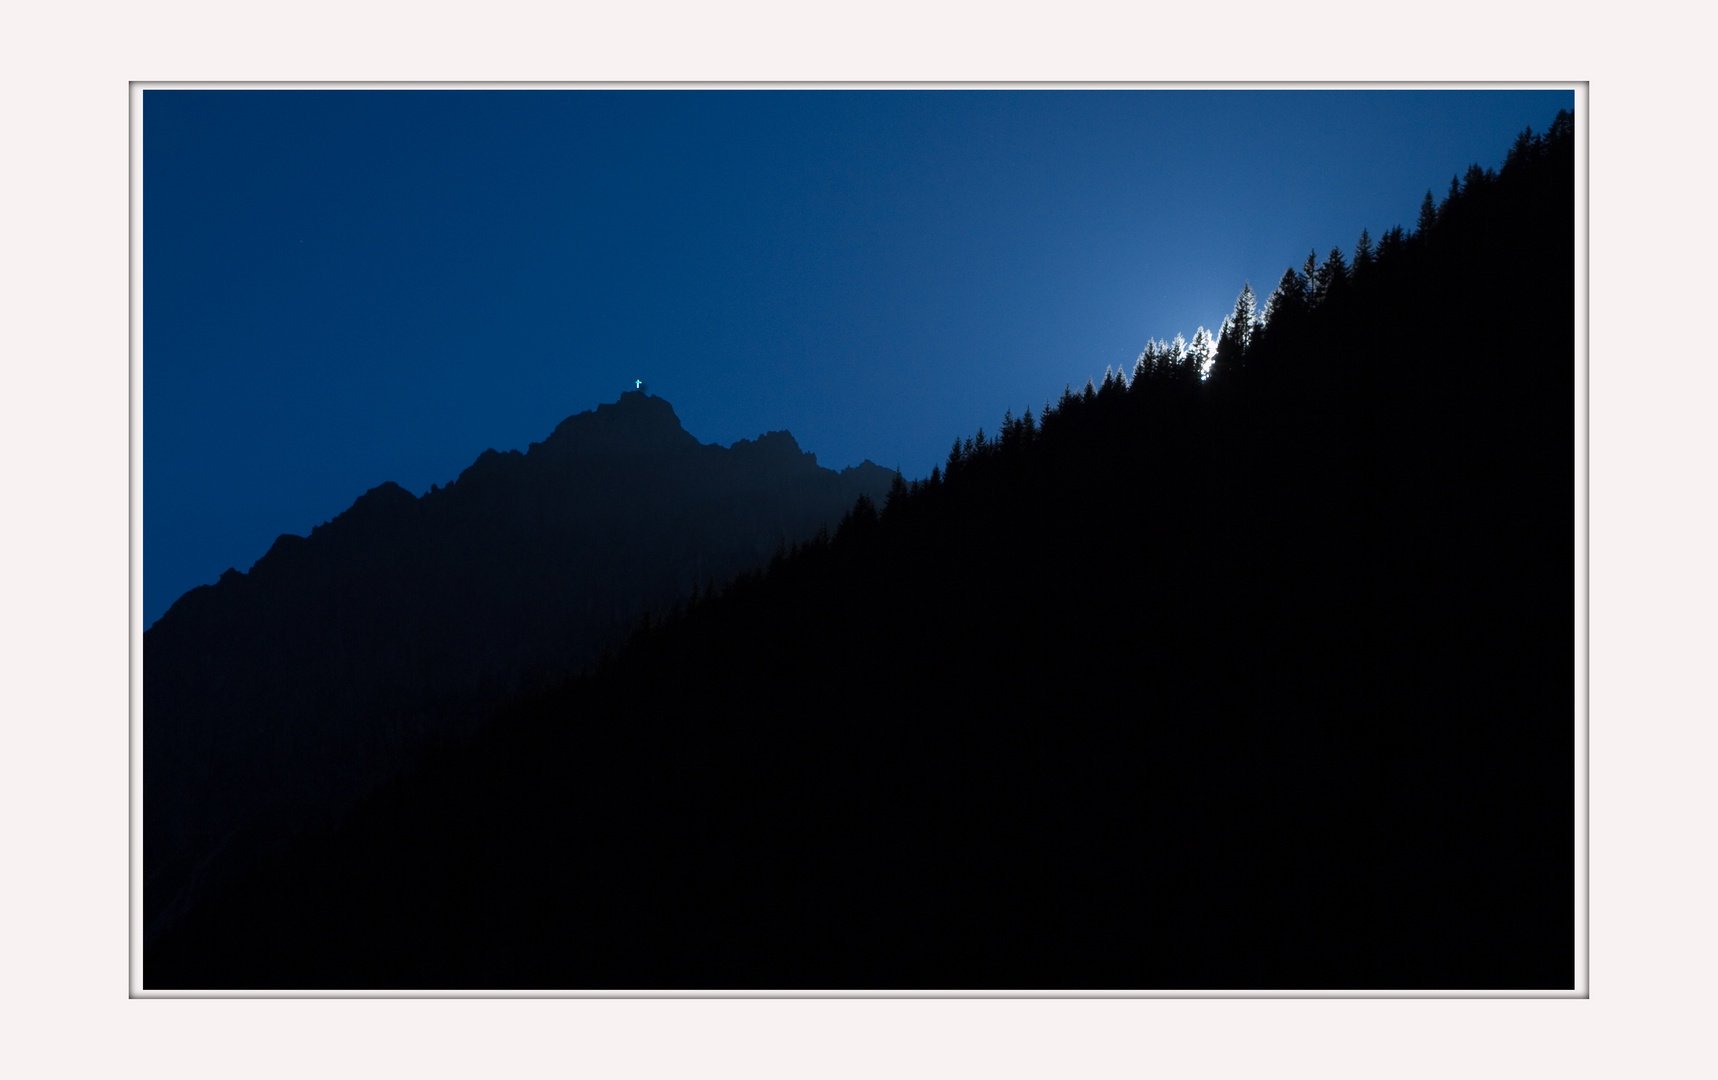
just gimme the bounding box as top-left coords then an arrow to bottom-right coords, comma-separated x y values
1187,327 -> 1215,381
1548,108 -> 1573,143
1352,229 -> 1374,275
1313,246 -> 1349,307
1507,125 -> 1539,170
1214,286 -> 1254,382
1463,163 -> 1487,196
1377,224 -> 1406,261
1261,266 -> 1309,341
1165,333 -> 1187,375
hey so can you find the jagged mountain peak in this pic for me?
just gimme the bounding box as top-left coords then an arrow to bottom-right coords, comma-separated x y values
727,428 -> 819,473
532,390 -> 701,461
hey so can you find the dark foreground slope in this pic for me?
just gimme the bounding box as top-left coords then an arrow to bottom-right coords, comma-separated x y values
148,116 -> 1574,990
144,393 -> 895,943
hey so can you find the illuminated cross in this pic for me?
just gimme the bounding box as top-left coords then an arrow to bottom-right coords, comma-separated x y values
635,380 -> 643,390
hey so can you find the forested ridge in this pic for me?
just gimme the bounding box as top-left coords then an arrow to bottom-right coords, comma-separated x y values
147,112 -> 1575,990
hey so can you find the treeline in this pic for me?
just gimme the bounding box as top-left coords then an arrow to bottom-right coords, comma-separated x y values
146,112 -> 1574,991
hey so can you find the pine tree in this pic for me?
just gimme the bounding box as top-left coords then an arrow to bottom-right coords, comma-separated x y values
1417,190 -> 1438,237
883,471 -> 910,516
1140,340 -> 1166,384
1261,265 -> 1308,331
1463,163 -> 1487,195
1353,229 -> 1374,275
1218,282 -> 1258,356
1313,246 -> 1349,306
1187,327 -> 1215,381
1548,109 -> 1573,143
1377,224 -> 1406,261
1505,126 -> 1539,172
1098,366 -> 1126,404
1165,333 -> 1187,374
1215,316 -> 1238,381
1440,174 -> 1462,228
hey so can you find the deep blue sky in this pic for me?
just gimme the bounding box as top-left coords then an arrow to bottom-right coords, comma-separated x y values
144,88 -> 1572,627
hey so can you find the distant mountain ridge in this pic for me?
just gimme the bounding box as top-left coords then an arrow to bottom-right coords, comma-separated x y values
145,391 -> 895,941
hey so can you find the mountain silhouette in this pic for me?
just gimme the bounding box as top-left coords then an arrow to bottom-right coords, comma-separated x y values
147,114 -> 1575,991
144,391 -> 895,942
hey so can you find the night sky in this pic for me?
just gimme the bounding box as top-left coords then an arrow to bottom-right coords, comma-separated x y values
144,88 -> 1573,627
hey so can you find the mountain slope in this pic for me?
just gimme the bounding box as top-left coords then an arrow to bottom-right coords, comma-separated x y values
144,392 -> 895,941
146,115 -> 1574,990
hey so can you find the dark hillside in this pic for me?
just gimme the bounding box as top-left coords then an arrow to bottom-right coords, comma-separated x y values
147,113 -> 1574,990
144,393 -> 894,944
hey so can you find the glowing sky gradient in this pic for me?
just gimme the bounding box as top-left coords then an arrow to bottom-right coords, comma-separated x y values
144,88 -> 1573,626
